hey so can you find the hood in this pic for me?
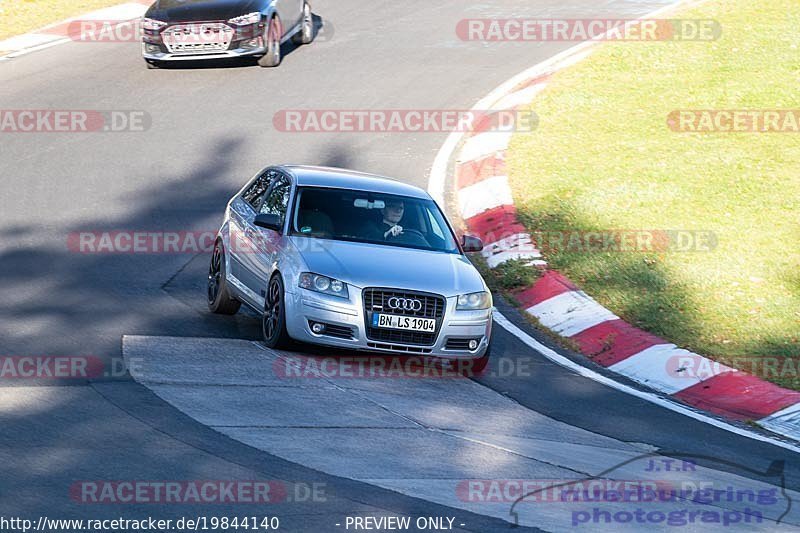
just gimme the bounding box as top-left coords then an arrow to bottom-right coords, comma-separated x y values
146,0 -> 264,22
290,237 -> 487,297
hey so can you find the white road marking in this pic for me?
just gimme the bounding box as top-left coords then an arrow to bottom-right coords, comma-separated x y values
491,313 -> 800,454
609,344 -> 733,394
527,291 -> 619,337
760,404 -> 800,441
458,131 -> 513,163
457,175 -> 513,219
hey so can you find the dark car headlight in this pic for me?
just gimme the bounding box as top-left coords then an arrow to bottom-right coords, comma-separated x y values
141,18 -> 167,30
456,291 -> 492,310
228,12 -> 261,26
299,273 -> 349,299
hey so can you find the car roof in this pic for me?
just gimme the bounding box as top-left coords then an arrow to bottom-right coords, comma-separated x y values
279,165 -> 430,200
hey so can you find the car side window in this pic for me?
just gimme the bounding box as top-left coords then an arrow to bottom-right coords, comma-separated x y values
242,169 -> 280,210
260,175 -> 292,225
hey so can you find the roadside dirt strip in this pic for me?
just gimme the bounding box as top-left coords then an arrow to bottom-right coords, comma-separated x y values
0,1 -> 150,59
123,335 -> 799,531
437,26 -> 800,445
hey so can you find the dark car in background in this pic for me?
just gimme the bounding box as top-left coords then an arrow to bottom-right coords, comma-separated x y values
141,0 -> 313,68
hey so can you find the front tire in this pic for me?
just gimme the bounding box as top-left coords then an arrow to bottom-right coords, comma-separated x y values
262,274 -> 293,349
208,241 -> 241,315
145,60 -> 161,69
258,16 -> 282,67
292,2 -> 313,45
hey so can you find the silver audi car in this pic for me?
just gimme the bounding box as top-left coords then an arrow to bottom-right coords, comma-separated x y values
208,165 -> 493,369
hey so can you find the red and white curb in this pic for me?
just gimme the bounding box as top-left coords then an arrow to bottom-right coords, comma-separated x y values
0,1 -> 149,60
429,1 -> 800,445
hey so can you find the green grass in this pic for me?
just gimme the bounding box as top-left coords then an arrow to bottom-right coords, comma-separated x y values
507,0 -> 800,389
0,0 -> 137,41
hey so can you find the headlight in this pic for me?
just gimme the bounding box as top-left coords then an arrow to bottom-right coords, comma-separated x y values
141,18 -> 167,30
299,273 -> 349,299
456,291 -> 492,310
228,12 -> 261,26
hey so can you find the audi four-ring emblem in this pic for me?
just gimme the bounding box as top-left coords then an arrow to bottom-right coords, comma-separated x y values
387,297 -> 423,312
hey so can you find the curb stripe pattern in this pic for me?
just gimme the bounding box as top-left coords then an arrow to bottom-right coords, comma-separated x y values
451,43 -> 800,441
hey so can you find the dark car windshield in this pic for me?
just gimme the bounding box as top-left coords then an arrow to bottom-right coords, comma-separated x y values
290,187 -> 460,253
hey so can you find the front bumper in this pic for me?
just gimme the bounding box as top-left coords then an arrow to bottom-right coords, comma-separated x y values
283,287 -> 493,360
142,21 -> 266,61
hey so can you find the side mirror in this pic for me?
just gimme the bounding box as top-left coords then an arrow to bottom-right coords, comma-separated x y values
462,235 -> 484,253
254,213 -> 283,232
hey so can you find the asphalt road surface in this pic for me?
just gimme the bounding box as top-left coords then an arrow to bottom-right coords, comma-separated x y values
2,0 -> 799,531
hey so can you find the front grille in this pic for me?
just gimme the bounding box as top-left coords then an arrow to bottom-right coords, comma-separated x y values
367,342 -> 432,354
163,23 -> 234,54
363,288 -> 445,346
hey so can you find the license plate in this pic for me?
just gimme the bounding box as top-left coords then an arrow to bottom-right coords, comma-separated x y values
372,313 -> 436,333
163,25 -> 231,45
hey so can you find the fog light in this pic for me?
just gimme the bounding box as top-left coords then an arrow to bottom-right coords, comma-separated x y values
240,38 -> 260,49
145,43 -> 161,53
311,322 -> 325,334
468,339 -> 479,350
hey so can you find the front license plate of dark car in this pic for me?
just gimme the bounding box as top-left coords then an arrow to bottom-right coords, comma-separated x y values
372,313 -> 436,332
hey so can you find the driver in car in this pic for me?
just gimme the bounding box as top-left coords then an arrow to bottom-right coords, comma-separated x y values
379,200 -> 405,239
366,199 -> 430,247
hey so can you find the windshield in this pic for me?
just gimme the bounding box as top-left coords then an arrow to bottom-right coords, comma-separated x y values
290,187 -> 460,253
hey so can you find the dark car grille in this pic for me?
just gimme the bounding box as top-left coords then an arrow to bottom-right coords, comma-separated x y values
162,22 -> 234,54
363,288 -> 445,346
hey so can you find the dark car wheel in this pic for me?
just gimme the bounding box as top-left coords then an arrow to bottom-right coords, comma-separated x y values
145,60 -> 161,69
258,16 -> 282,67
207,241 -> 241,315
262,275 -> 293,349
292,2 -> 313,45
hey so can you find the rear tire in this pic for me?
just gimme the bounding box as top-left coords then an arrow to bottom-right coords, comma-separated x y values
258,16 -> 282,67
262,274 -> 293,349
207,241 -> 241,315
292,2 -> 313,45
